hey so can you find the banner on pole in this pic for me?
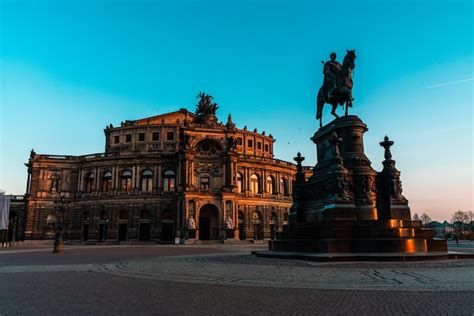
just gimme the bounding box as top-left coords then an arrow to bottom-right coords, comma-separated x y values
0,193 -> 12,230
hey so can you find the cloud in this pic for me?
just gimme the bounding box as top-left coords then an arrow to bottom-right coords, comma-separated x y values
425,78 -> 473,89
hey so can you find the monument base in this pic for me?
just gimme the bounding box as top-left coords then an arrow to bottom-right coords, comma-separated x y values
274,115 -> 449,257
254,250 -> 474,262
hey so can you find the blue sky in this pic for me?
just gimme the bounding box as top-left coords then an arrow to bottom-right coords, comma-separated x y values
1,0 -> 472,220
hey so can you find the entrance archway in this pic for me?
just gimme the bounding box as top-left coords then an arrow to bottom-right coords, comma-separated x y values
252,211 -> 263,240
98,211 -> 108,242
161,210 -> 174,242
199,204 -> 219,240
238,211 -> 245,240
117,210 -> 128,242
139,209 -> 151,241
81,211 -> 90,242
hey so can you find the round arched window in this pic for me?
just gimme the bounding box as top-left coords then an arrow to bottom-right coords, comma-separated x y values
141,169 -> 154,192
121,170 -> 133,192
163,170 -> 176,192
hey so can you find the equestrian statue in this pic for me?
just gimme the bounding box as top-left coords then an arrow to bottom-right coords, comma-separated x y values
316,50 -> 356,128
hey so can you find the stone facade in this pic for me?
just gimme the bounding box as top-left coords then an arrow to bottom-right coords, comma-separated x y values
24,108 -> 306,242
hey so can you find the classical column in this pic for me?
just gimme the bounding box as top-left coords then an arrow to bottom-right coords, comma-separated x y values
135,165 -> 141,189
132,165 -> 136,190
153,165 -> 157,188
245,168 -> 250,192
233,201 -> 239,240
95,167 -> 100,192
78,169 -> 84,192
112,166 -> 118,190
157,165 -> 162,190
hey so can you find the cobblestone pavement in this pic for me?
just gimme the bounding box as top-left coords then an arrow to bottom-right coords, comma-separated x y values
1,244 -> 473,315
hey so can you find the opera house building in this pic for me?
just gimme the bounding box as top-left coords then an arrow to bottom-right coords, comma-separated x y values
22,96 -> 307,243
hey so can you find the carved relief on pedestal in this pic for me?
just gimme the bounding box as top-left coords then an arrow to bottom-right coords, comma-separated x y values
360,175 -> 375,201
389,176 -> 404,200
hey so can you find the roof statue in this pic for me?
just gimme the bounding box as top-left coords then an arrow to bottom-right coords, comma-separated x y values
316,50 -> 356,127
196,92 -> 219,116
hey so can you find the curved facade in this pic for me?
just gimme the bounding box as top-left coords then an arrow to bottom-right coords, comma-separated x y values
24,107 -> 302,242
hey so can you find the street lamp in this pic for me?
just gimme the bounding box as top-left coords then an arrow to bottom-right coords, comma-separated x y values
53,196 -> 69,253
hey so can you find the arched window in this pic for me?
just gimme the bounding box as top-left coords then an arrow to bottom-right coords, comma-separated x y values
82,211 -> 90,222
236,173 -> 243,193
121,170 -> 133,192
266,176 -> 276,194
250,174 -> 260,194
141,169 -> 153,192
84,172 -> 95,193
100,210 -> 108,220
119,210 -> 128,220
280,177 -> 288,196
102,171 -> 112,192
140,209 -> 151,219
163,170 -> 175,192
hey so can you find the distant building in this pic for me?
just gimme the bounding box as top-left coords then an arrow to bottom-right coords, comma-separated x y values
0,195 -> 26,245
427,221 -> 455,238
23,106 -> 311,243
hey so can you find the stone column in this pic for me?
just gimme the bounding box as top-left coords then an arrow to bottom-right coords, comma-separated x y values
135,165 -> 141,190
233,202 -> 239,240
157,165 -> 162,191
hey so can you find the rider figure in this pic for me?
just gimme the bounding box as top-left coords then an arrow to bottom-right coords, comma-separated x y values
323,52 -> 342,101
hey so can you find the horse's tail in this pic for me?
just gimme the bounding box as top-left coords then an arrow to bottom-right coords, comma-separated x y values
316,88 -> 324,120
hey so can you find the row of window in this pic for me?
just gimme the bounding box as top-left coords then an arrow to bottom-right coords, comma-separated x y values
84,170 -> 176,193
236,173 -> 289,195
245,139 -> 270,152
235,137 -> 270,152
82,170 -> 290,195
112,132 -> 175,144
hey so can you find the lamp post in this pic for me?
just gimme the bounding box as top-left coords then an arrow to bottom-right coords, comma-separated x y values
53,196 -> 69,253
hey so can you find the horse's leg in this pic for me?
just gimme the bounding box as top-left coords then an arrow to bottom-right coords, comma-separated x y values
345,102 -> 349,116
319,117 -> 322,128
331,104 -> 339,118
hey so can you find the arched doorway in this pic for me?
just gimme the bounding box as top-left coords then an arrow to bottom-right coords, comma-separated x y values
252,211 -> 263,240
7,211 -> 18,243
98,211 -> 108,242
139,209 -> 151,241
81,211 -> 90,242
199,204 -> 219,240
117,210 -> 128,242
161,210 -> 174,242
238,211 -> 245,240
270,211 -> 278,240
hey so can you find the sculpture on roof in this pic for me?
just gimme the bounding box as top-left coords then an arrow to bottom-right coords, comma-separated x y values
196,92 -> 219,116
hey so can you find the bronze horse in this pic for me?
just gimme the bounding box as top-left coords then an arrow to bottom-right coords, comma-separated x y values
316,50 -> 356,127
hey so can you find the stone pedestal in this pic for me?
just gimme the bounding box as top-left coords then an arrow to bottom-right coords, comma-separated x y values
271,115 -> 447,254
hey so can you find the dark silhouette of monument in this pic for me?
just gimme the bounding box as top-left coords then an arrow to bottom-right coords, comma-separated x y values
268,51 -> 447,256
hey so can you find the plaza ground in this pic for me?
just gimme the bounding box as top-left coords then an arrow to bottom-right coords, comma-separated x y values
1,242 -> 473,315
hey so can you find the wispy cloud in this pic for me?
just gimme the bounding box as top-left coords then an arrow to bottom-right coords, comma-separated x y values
426,78 -> 473,89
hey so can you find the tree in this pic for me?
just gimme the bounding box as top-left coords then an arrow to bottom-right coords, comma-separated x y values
451,210 -> 471,240
412,213 -> 420,221
420,213 -> 432,227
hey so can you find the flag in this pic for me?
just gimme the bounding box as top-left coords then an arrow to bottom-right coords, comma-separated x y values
0,193 -> 12,230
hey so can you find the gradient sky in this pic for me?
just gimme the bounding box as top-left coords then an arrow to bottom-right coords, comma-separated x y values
1,0 -> 472,221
